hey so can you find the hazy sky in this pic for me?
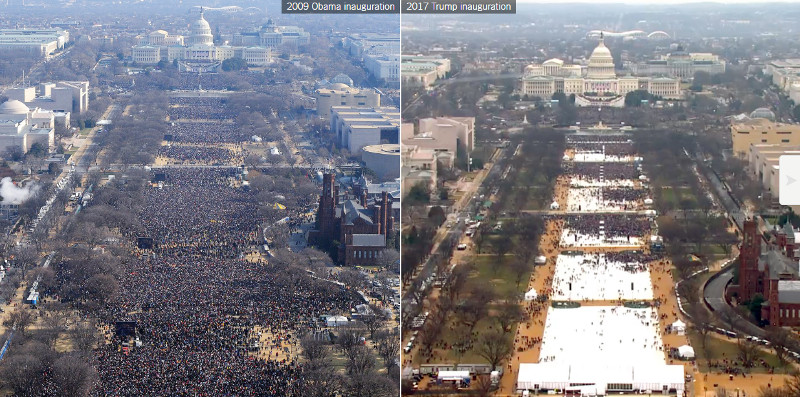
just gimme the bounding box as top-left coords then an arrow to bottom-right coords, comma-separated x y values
518,0 -> 800,3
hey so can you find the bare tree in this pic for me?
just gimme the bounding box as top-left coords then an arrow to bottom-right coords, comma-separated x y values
4,307 -> 35,336
375,249 -> 399,271
718,308 -> 742,332
71,320 -> 101,352
301,335 -> 331,370
360,305 -> 386,340
347,371 -> 397,397
495,301 -> 524,333
298,365 -> 343,397
374,329 -> 400,370
475,330 -> 512,371
494,233 -> 513,263
475,373 -> 496,397
783,372 -> 800,395
12,245 -> 40,278
346,344 -> 376,376
510,258 -> 531,288
446,262 -> 472,301
52,353 -> 98,396
765,326 -> 795,367
336,325 -> 364,357
40,311 -> 68,348
687,303 -> 712,351
736,337 -> 760,369
1,353 -> 45,395
757,387 -> 795,397
457,289 -> 495,331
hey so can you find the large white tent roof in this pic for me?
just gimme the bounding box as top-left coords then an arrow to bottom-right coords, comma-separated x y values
517,363 -> 684,393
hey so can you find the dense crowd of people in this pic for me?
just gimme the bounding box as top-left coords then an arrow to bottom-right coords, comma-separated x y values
157,144 -> 239,164
166,122 -> 248,144
563,215 -> 650,238
171,74 -> 234,90
603,187 -> 648,203
88,102 -> 363,394
169,97 -> 233,120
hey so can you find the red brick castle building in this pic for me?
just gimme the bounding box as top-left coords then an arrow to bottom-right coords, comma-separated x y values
309,173 -> 395,266
731,219 -> 800,326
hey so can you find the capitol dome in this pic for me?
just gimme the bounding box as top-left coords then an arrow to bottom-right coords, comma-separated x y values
586,37 -> 616,79
589,41 -> 612,61
189,10 -> 214,46
0,100 -> 30,114
750,107 -> 776,121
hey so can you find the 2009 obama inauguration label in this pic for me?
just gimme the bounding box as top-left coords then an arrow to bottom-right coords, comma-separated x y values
283,0 -> 399,13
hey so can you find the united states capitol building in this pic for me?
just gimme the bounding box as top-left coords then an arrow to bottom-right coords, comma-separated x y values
131,9 -> 272,72
519,36 -> 681,107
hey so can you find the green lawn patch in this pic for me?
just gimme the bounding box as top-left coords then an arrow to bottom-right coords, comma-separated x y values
469,255 -> 529,298
687,330 -> 792,374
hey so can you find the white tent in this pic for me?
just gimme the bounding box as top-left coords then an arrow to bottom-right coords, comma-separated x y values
550,201 -> 560,210
535,255 -> 547,265
678,345 -> 695,359
672,319 -> 686,335
644,198 -> 654,205
525,288 -> 538,301
639,175 -> 648,181
438,370 -> 470,382
326,315 -> 348,327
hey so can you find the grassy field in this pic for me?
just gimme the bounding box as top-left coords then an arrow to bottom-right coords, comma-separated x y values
433,317 -> 517,363
661,186 -> 698,209
413,253 -> 531,365
687,330 -> 793,374
468,254 -> 529,298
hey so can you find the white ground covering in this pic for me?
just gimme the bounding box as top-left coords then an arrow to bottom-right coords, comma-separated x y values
552,254 -> 653,301
567,187 -> 641,212
538,306 -> 665,365
560,229 -> 642,248
573,153 -> 635,162
570,178 -> 635,188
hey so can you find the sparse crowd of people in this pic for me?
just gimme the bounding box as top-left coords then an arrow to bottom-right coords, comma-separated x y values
567,162 -> 639,180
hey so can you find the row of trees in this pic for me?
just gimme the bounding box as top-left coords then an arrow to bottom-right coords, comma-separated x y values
299,325 -> 399,397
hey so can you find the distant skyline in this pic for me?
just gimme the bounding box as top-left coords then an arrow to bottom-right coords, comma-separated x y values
518,0 -> 800,4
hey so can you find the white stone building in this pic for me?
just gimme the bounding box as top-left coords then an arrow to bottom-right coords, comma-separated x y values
0,28 -> 69,57
519,36 -> 681,106
629,46 -> 726,80
131,10 -> 272,68
6,81 -> 89,115
329,106 -> 400,154
401,117 -> 475,159
401,55 -> 451,88
0,100 -> 55,155
233,20 -> 310,48
315,84 -> 381,119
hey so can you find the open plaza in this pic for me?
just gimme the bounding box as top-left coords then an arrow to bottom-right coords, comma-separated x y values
506,133 -> 688,396
551,253 -> 653,301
